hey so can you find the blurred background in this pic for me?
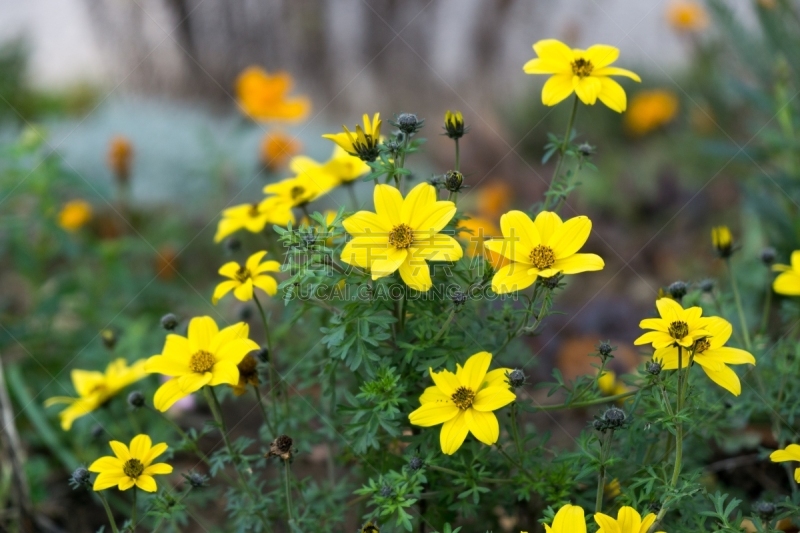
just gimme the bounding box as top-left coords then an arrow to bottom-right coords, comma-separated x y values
2,0 -> 800,530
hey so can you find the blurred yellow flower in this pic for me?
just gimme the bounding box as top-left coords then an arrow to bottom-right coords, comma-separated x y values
107,135 -> 133,184
262,171 -> 337,226
232,353 -> 260,396
236,67 -> 310,121
323,113 -> 382,162
773,251 -> 800,296
213,250 -> 281,304
58,200 -> 93,232
597,370 -> 628,396
477,182 -> 512,218
214,201 -> 272,243
458,216 -> 508,270
770,444 -> 800,483
485,211 -> 604,294
711,225 -> 734,258
145,317 -> 259,411
624,90 -> 679,136
45,358 -> 147,430
604,478 -> 621,498
341,183 -> 461,292
544,503 -> 586,533
594,506 -> 658,533
523,39 -> 641,112
635,297 -> 710,350
260,130 -> 301,172
89,434 -> 172,492
290,145 -> 369,186
666,0 -> 709,32
408,352 -> 515,455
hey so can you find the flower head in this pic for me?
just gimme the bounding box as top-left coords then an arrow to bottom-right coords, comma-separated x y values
261,170 -> 337,226
289,145 -> 369,187
232,353 -> 260,396
58,200 -> 93,232
214,201 -> 273,243
635,297 -> 711,350
544,503 -> 586,533
107,135 -> 133,184
145,317 -> 259,411
89,434 -> 173,492
711,225 -> 734,258
523,39 -> 641,112
213,250 -> 281,304
772,250 -> 800,296
341,183 -> 462,292
45,359 -> 147,430
597,370 -> 628,397
443,110 -> 467,139
666,0 -> 709,32
654,316 -> 756,395
260,130 -> 301,171
770,444 -> 800,483
485,211 -> 604,294
408,351 -> 515,455
624,89 -> 679,136
236,67 -> 310,122
594,506 -> 659,533
323,113 -> 382,162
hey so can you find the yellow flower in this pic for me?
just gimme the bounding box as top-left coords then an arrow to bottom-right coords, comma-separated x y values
260,130 -> 301,171
107,135 -> 133,184
144,317 -> 259,411
261,171 -> 337,226
408,351 -> 515,455
597,370 -> 628,397
89,434 -> 173,492
624,89 -> 679,136
523,39 -> 641,112
290,145 -> 369,186
666,0 -> 709,32
323,113 -> 382,162
653,316 -> 756,396
477,181 -> 512,218
594,506 -> 658,533
236,67 -> 310,122
58,200 -> 93,232
341,182 -> 462,292
213,250 -> 281,304
604,478 -> 621,498
485,211 -> 604,294
635,297 -> 711,350
770,444 -> 800,483
45,359 -> 147,430
214,201 -> 273,243
711,225 -> 733,258
773,250 -> 800,296
544,503 -> 586,533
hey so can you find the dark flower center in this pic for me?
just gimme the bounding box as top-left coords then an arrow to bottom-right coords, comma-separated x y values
572,58 -> 594,77
290,186 -> 306,200
389,224 -> 414,249
451,386 -> 476,410
668,321 -> 689,340
189,350 -> 215,373
694,338 -> 710,353
235,266 -> 251,283
123,458 -> 144,479
529,245 -> 556,269
248,203 -> 260,217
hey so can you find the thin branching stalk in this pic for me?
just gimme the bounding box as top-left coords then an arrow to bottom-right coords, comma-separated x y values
532,388 -> 641,411
595,430 -> 613,514
253,294 -> 279,417
284,460 -> 295,522
726,259 -> 752,351
131,487 -> 137,532
426,464 -> 511,484
431,308 -> 456,343
510,402 -> 524,458
545,95 -> 579,212
97,491 -> 120,533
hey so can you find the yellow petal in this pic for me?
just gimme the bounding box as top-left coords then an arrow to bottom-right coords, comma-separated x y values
639,318 -> 667,332
472,386 -> 516,412
371,248 -> 408,279
639,513 -> 657,533
483,368 -> 511,388
573,76 -> 602,105
129,434 -> 152,461
373,184 -> 403,227
584,44 -> 620,69
774,271 -> 800,296
552,504 -> 586,533
216,338 -> 259,363
143,462 -> 173,476
233,279 -> 255,301
551,253 -> 604,274
771,445 -> 800,462
255,260 -> 281,275
210,323 -> 250,353
143,443 -> 168,466
430,368 -> 460,396
491,263 -> 538,294
593,66 -> 641,82
702,317 -> 732,349
413,201 -> 457,234
322,132 -> 355,154
93,472 -> 126,491
219,261 -> 241,278
617,506 -> 642,533
400,183 -> 436,226
135,475 -> 158,492
593,512 -> 620,533
188,316 -> 219,352
109,440 -> 131,461
118,477 -> 136,491
465,409 -> 499,445
500,210 -> 540,254
457,351 -> 492,391
703,347 -> 755,366
253,275 -> 278,297
439,411 -> 469,455
398,256 -> 431,291
534,211 -> 562,244
549,215 -> 591,258
89,456 -> 123,472
533,39 -> 574,66
210,360 -> 240,386
484,238 -> 529,265
412,234 -> 463,262
655,297 -> 683,322
542,74 -> 575,107
523,57 -> 563,74
409,402 -> 459,427
343,211 -> 390,235
212,280 -> 238,305
420,385 -> 449,403
71,369 -> 105,397
700,364 -> 742,396
245,251 -> 268,272
341,236 -> 389,268
597,77 -> 628,113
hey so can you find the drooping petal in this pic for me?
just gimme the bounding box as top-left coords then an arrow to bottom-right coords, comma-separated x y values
457,351 -> 492,391
143,462 -> 173,476
551,253 -> 604,275
770,444 -> 800,462
409,402 -> 460,427
597,77 -> 628,113
472,386 -> 516,412
188,316 -> 219,352
373,184 -> 403,227
701,364 -> 742,396
549,216 -> 591,259
398,256 -> 432,291
703,347 -> 755,366
439,411 -> 470,455
542,74 -> 575,106
584,44 -> 620,69
118,477 -> 136,491
593,66 -> 642,82
465,409 -> 499,445
253,275 -> 278,297
233,279 -> 255,301
153,378 -> 188,412
212,280 -> 239,304
491,263 -> 538,294
135,475 -> 158,492
209,360 -> 240,386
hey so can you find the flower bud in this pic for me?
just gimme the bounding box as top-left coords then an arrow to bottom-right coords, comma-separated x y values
127,391 -> 145,409
394,113 -> 423,135
578,142 -> 595,157
699,278 -> 714,293
444,170 -> 464,193
646,361 -> 662,375
108,136 -> 133,186
182,471 -> 210,489
667,280 -> 688,301
69,467 -> 91,490
507,369 -> 526,388
603,407 -> 626,428
361,521 -> 380,533
224,237 -> 241,254
407,456 -> 423,471
101,329 -> 117,350
597,342 -> 614,358
541,273 -> 563,290
256,346 -> 270,363
160,313 -> 179,331
451,290 -> 467,307
238,306 -> 253,321
379,485 -> 393,498
268,434 -> 293,461
443,110 -> 467,139
754,501 -> 776,520
760,247 -> 776,266
711,226 -> 734,258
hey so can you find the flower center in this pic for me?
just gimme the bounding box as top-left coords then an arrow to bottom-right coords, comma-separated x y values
235,266 -> 251,283
388,223 -> 414,249
529,245 -> 556,269
189,350 -> 215,373
694,338 -> 710,353
668,321 -> 689,340
571,58 -> 594,78
248,203 -> 260,217
123,458 -> 144,479
290,185 -> 306,200
451,386 -> 475,410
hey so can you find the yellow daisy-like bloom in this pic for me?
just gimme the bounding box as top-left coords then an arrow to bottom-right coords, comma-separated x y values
523,39 -> 641,112
45,359 -> 147,430
213,250 -> 281,304
290,145 -> 369,186
260,130 -> 301,172
322,113 -> 382,162
597,370 -> 628,397
261,171 -> 337,226
624,89 -> 679,136
770,444 -> 800,483
544,503 -> 586,533
89,434 -> 173,492
144,317 -> 259,411
485,211 -> 604,294
236,67 -> 310,122
594,506 -> 662,533
634,297 -> 711,350
58,200 -> 93,232
408,352 -> 515,455
773,250 -> 800,296
711,225 -> 734,258
214,201 -> 273,243
666,0 -> 709,32
341,182 -> 462,292
654,316 -> 756,396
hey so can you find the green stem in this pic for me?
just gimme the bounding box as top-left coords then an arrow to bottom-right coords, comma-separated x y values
496,446 -> 537,482
760,278 -> 772,335
426,464 -> 511,484
131,487 -> 137,532
97,491 -> 120,533
454,138 -> 460,171
253,294 -> 279,418
510,403 -> 524,459
726,259 -> 752,351
397,133 -> 410,192
253,384 -> 276,436
284,460 -> 294,522
431,308 -> 456,343
204,387 -> 244,478
595,431 -> 612,514
545,95 -> 579,212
